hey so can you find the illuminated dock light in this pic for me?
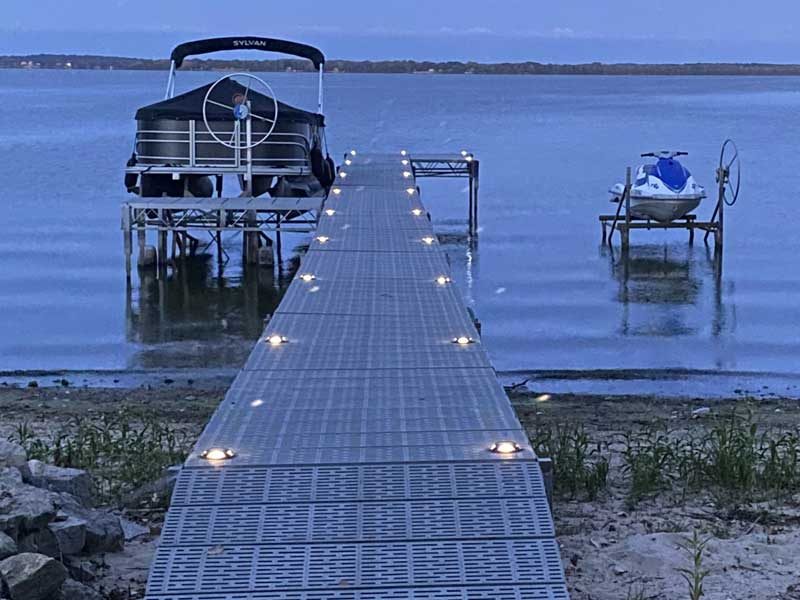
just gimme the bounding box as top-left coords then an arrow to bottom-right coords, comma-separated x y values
461,150 -> 468,156
406,187 -> 416,195
325,209 -> 336,216
400,150 -> 408,156
344,158 -> 352,166
489,441 -> 523,455
350,149 -> 357,156
332,187 -> 342,195
411,208 -> 423,216
299,273 -> 316,282
436,275 -> 451,285
267,335 -> 288,346
401,159 -> 409,166
339,171 -> 347,178
452,336 -> 474,345
315,235 -> 329,244
421,236 -> 435,245
250,399 -> 264,407
200,448 -> 236,461
403,171 -> 412,178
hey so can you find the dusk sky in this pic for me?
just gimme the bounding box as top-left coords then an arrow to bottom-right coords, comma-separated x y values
3,0 -> 800,63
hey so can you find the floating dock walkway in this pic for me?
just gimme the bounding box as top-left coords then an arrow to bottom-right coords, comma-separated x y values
144,152 -> 568,599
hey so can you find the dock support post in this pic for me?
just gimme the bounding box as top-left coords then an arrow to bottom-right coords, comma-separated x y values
157,209 -> 168,269
244,209 -> 258,265
216,208 -> 225,265
468,159 -> 480,237
716,165 -> 725,253
122,204 -> 132,279
621,167 -> 631,249
276,213 -> 283,272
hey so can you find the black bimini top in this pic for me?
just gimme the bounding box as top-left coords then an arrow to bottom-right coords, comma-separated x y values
135,79 -> 324,127
170,37 -> 325,69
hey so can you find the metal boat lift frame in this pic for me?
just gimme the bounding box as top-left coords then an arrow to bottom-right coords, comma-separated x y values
410,154 -> 480,236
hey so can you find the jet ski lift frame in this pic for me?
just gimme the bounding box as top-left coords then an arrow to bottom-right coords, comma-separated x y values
600,140 -> 740,253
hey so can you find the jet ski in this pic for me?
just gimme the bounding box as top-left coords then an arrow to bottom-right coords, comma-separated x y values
610,151 -> 706,222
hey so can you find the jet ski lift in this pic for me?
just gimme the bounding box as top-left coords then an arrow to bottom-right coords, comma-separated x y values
600,140 -> 740,252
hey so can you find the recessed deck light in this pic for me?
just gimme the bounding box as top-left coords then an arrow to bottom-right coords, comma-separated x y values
489,441 -> 523,455
350,149 -> 357,156
465,155 -> 474,162
344,159 -> 352,166
411,208 -> 423,216
332,187 -> 342,195
401,159 -> 409,166
267,335 -> 288,346
460,150 -> 468,157
421,236 -> 435,245
406,187 -> 416,195
200,448 -> 236,461
299,273 -> 316,282
315,235 -> 329,244
325,209 -> 336,216
403,171 -> 412,178
453,336 -> 474,345
339,171 -> 347,178
400,150 -> 408,156
436,275 -> 451,285
250,399 -> 264,407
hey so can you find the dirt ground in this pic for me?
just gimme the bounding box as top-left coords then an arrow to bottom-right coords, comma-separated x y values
1,384 -> 798,599
511,391 -> 800,600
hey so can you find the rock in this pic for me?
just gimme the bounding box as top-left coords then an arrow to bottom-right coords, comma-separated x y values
119,517 -> 149,542
56,496 -> 122,553
54,578 -> 103,600
0,553 -> 67,600
0,483 -> 57,537
0,468 -> 22,486
48,517 -> 86,556
120,467 -> 178,508
62,556 -> 99,582
0,442 -> 26,471
17,528 -> 59,559
25,461 -> 93,506
0,532 -> 16,560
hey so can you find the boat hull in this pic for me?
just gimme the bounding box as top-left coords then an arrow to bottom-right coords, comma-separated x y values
629,196 -> 702,222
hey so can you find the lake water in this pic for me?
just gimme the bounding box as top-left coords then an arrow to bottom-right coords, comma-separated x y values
1,70 -> 799,392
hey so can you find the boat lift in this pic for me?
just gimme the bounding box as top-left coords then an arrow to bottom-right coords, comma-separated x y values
600,140 -> 741,251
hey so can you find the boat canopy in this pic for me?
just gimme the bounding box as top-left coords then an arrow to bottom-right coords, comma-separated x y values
135,78 -> 325,127
170,37 -> 325,69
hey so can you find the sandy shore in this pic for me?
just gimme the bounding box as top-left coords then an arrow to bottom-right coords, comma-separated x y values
1,384 -> 798,599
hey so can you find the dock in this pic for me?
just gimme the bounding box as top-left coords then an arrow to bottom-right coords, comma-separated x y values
143,152 -> 568,599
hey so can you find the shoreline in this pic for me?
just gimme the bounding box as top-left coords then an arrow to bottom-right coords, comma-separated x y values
1,386 -> 798,598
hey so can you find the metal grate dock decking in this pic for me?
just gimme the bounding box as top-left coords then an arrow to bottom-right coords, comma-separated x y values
144,153 -> 568,600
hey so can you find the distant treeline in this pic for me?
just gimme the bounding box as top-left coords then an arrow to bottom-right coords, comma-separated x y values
5,54 -> 800,76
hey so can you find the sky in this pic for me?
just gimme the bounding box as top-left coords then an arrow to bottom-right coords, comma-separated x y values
2,0 -> 800,63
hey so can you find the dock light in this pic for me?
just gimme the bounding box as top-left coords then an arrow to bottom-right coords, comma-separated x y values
332,187 -> 342,195
315,235 -> 329,244
403,171 -> 412,178
299,273 -> 316,282
436,275 -> 451,285
401,159 -> 409,166
325,209 -> 336,216
350,150 -> 357,156
411,208 -> 423,216
489,441 -> 523,455
453,336 -> 474,345
267,335 -> 288,346
465,154 -> 474,163
460,150 -> 468,157
406,187 -> 416,195
421,236 -> 435,245
200,448 -> 236,461
536,393 -> 552,402
345,159 -> 352,166
400,150 -> 408,156
250,399 -> 264,407
339,171 -> 348,178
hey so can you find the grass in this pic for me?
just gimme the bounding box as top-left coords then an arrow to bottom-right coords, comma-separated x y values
11,408 -> 194,505
528,408 -> 800,507
677,531 -> 711,600
528,422 -> 610,500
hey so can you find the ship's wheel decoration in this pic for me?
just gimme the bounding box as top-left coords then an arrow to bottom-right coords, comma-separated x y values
202,72 -> 279,150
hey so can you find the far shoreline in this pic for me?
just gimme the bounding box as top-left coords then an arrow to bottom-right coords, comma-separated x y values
6,54 -> 800,76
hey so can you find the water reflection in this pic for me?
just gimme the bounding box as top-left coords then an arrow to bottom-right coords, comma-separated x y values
124,256 -> 295,369
604,244 -> 727,338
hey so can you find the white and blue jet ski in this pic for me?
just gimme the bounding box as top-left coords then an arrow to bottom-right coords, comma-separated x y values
610,151 -> 706,222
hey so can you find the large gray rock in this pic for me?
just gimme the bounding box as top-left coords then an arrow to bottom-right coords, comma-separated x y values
54,578 -> 103,600
0,468 -> 22,487
0,532 -> 16,560
25,461 -> 93,506
48,516 -> 86,556
0,553 -> 67,600
0,442 -> 26,472
55,495 -> 122,553
0,483 -> 56,537
16,529 -> 59,559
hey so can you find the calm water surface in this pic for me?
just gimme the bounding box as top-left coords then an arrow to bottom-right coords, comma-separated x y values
1,70 -> 799,386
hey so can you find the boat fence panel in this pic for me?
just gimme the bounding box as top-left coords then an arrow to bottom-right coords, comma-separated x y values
143,154 -> 569,599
